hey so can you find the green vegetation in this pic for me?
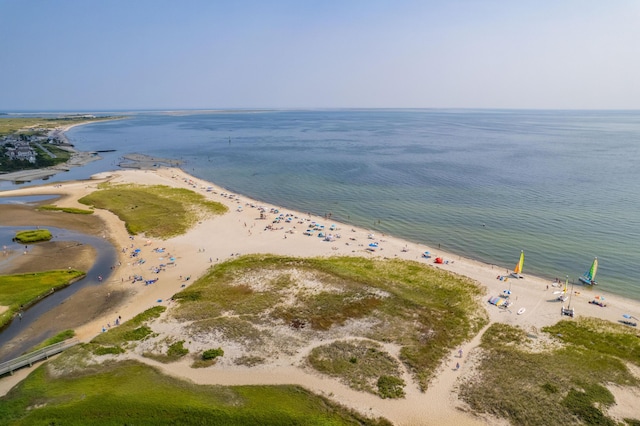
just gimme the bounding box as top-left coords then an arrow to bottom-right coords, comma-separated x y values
203,347 -> 224,360
145,340 -> 190,363
167,340 -> 189,358
0,361 -> 391,425
92,345 -> 125,356
172,255 -> 487,391
376,376 -> 406,399
192,347 -> 225,368
308,340 -> 405,398
13,229 -> 52,243
91,306 -> 165,347
30,329 -> 75,351
543,317 -> 640,365
459,321 -> 640,426
0,144 -> 75,172
0,270 -> 85,328
38,205 -> 94,214
78,184 -> 228,238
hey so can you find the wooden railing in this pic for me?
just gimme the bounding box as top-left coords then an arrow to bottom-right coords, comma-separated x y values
0,338 -> 80,376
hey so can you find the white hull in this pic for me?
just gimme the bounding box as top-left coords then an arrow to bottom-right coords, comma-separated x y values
561,306 -> 575,317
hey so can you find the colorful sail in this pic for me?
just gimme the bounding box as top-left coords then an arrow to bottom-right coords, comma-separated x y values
586,257 -> 598,281
579,257 -> 598,285
514,250 -> 524,274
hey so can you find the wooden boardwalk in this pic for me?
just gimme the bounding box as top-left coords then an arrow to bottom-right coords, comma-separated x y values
0,338 -> 80,376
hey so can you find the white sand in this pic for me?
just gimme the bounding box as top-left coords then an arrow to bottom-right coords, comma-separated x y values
1,167 -> 638,425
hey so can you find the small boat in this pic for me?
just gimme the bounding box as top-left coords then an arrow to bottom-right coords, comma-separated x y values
517,307 -> 526,315
561,306 -> 575,317
510,250 -> 525,279
579,257 -> 598,285
556,276 -> 569,302
560,275 -> 575,317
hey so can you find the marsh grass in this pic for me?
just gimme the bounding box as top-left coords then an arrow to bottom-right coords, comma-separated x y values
308,340 -> 404,397
78,184 -> 228,238
0,270 -> 85,328
13,229 -> 52,243
172,254 -> 488,391
0,360 -> 392,425
37,205 -> 94,214
459,321 -> 640,426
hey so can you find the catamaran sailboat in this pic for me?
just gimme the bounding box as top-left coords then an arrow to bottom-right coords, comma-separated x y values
510,250 -> 525,279
556,276 -> 569,302
561,275 -> 575,317
579,257 -> 598,285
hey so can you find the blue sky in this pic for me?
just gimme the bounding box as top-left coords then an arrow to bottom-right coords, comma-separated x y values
1,0 -> 639,110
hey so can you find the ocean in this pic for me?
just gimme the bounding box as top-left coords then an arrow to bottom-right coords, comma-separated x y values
3,109 -> 640,300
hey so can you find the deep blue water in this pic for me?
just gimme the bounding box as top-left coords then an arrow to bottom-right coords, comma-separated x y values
2,109 -> 639,300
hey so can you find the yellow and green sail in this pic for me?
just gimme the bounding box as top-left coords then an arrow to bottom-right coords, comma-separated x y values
514,250 -> 524,275
585,257 -> 598,281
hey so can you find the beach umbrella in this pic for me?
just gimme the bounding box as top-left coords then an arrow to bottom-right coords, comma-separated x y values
503,289 -> 511,295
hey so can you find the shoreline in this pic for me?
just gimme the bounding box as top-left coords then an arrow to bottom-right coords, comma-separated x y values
1,167 -> 639,425
0,118 -> 125,183
2,117 -> 636,304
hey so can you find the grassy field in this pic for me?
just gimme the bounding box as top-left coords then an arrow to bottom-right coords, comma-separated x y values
0,360 -> 391,426
459,320 -> 640,426
171,254 -> 488,392
0,270 -> 85,328
78,184 -> 228,238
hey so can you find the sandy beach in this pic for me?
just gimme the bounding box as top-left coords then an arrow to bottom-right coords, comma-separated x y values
1,167 -> 639,425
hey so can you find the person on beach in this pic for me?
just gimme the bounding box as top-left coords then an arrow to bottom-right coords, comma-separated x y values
456,362 -> 460,370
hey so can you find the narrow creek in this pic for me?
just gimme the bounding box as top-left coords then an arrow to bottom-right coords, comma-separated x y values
0,225 -> 117,362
